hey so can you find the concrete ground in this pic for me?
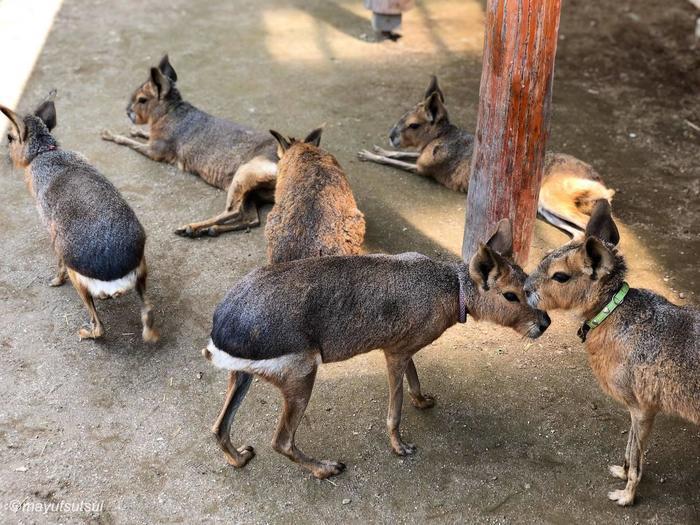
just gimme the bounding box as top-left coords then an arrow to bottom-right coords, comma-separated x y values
1,0 -> 698,523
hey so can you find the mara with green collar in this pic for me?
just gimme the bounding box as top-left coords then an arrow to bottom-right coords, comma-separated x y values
525,200 -> 700,507
578,281 -> 629,342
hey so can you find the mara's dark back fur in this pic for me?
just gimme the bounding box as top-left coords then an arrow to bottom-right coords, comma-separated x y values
2,102 -> 146,282
212,254 -> 458,362
31,150 -> 145,280
265,138 -> 365,263
149,101 -> 277,190
3,96 -> 158,342
420,125 -> 474,192
211,248 -> 550,364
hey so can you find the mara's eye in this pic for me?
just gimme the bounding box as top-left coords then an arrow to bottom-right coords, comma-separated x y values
408,123 -> 421,130
7,133 -> 14,143
137,97 -> 148,104
503,292 -> 519,302
552,272 -> 571,283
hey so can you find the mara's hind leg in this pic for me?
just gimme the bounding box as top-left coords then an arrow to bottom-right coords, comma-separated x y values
67,269 -> 103,340
202,198 -> 260,237
50,257 -> 67,287
268,354 -> 345,479
135,260 -> 159,343
357,149 -> 418,173
405,358 -> 435,409
174,156 -> 277,238
212,371 -> 255,468
608,409 -> 656,506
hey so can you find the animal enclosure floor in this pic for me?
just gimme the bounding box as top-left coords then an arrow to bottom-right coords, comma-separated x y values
0,0 -> 698,523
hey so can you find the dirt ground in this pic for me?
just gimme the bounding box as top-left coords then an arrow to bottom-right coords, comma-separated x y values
1,0 -> 698,523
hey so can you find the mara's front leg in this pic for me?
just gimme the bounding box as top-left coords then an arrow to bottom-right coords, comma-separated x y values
371,145 -> 420,161
608,420 -> 635,481
357,149 -> 418,173
128,127 -> 150,140
100,129 -> 166,160
384,351 -> 415,456
607,409 -> 656,506
405,358 -> 435,409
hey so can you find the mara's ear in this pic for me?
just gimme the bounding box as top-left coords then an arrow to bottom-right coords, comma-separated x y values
469,243 -> 501,291
583,236 -> 615,278
269,129 -> 291,155
584,199 -> 619,246
34,100 -> 57,132
0,105 -> 26,141
425,91 -> 447,124
150,67 -> 171,99
424,75 -> 445,103
158,54 -> 178,82
304,127 -> 323,147
486,218 -> 513,259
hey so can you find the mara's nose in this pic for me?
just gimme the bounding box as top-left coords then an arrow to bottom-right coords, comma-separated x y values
538,312 -> 551,332
389,127 -> 399,145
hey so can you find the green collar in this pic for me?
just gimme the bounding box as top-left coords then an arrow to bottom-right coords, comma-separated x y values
577,282 -> 629,342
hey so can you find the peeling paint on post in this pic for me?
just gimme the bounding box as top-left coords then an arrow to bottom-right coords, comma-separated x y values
462,0 -> 561,265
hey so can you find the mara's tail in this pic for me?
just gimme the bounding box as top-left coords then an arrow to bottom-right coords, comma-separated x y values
538,165 -> 615,237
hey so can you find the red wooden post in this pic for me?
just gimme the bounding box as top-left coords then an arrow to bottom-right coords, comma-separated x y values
462,0 -> 562,265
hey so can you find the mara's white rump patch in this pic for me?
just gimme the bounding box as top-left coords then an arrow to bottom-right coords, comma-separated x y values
74,270 -> 138,298
538,176 -> 615,235
246,157 -> 277,177
206,339 -> 320,378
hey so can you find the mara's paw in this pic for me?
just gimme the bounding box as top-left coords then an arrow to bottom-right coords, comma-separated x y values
100,129 -> 116,141
410,393 -> 436,410
174,225 -> 206,238
142,326 -> 160,344
49,275 -> 66,287
608,489 -> 635,507
372,145 -> 394,156
312,460 -> 346,479
392,441 -> 417,456
226,445 -> 255,468
357,149 -> 376,162
78,326 -> 103,341
608,465 -> 628,480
